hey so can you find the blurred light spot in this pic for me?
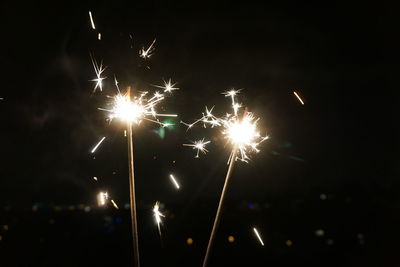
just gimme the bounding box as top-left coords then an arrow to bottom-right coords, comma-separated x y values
3,225 -> 8,231
124,203 -> 130,209
326,239 -> 334,245
49,219 -> 55,225
84,206 -> 91,212
186,238 -> 193,245
320,193 -> 327,200
228,236 -> 235,243
286,240 -> 293,247
115,217 -> 123,224
315,229 -> 325,237
247,203 -> 255,209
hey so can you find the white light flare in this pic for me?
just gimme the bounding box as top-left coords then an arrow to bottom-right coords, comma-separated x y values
88,11 -> 96,30
153,79 -> 179,93
253,227 -> 265,246
169,174 -> 180,189
97,191 -> 108,206
293,91 -> 305,105
98,33 -> 101,40
139,38 -> 156,59
183,139 -> 210,158
91,137 -> 106,153
153,201 -> 165,236
90,55 -> 107,93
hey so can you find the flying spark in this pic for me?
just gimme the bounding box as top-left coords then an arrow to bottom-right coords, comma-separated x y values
183,139 -> 211,158
100,86 -> 177,127
253,227 -> 265,246
111,199 -> 119,209
153,201 -> 165,236
98,33 -> 101,40
90,55 -> 107,93
293,91 -> 304,105
153,79 -> 179,93
169,174 -> 180,189
88,11 -> 96,30
91,137 -> 106,153
139,38 -> 156,59
93,176 -> 98,181
182,90 -> 268,162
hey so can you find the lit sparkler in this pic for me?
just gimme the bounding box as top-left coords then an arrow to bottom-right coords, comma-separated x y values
152,201 -> 165,236
90,55 -> 107,93
182,90 -> 268,267
91,136 -> 106,153
183,139 -> 211,158
253,227 -> 265,246
139,38 -> 156,59
97,191 -> 108,206
293,91 -> 304,105
88,11 -> 96,30
169,174 -> 180,189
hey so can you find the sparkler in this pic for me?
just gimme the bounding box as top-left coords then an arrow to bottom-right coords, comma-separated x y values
169,174 -> 180,189
293,91 -> 305,105
97,82 -> 177,267
152,201 -> 165,236
182,90 -> 268,267
91,136 -> 106,153
139,38 -> 156,59
253,227 -> 265,246
90,55 -> 107,93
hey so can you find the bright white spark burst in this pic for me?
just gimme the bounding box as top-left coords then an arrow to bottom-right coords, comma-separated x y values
183,138 -> 211,158
91,136 -> 106,153
182,90 -> 268,162
88,11 -> 96,30
100,85 -> 177,127
90,55 -> 107,93
153,201 -> 165,236
97,191 -> 108,206
139,38 -> 156,59
253,227 -> 265,246
153,79 -> 179,93
169,174 -> 180,189
293,91 -> 305,105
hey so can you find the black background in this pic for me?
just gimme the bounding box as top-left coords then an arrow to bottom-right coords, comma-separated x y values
0,1 -> 398,266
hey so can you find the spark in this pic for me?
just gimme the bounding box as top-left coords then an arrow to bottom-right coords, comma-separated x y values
91,136 -> 106,153
93,176 -> 98,181
153,201 -> 165,236
97,191 -> 108,206
88,11 -> 96,30
111,199 -> 119,209
100,86 -> 177,127
169,174 -> 180,189
253,227 -> 265,246
90,55 -> 107,93
153,79 -> 179,93
293,91 -> 304,105
182,90 -> 268,162
98,33 -> 101,40
139,38 -> 156,59
183,138 -> 211,158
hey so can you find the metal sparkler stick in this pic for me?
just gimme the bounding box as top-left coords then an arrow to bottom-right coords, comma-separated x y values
202,146 -> 238,267
127,121 -> 140,267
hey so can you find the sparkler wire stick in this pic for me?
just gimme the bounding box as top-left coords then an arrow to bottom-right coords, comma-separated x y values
127,121 -> 140,267
202,146 -> 238,267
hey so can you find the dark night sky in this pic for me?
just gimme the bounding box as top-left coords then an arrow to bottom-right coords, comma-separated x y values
0,1 -> 398,266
